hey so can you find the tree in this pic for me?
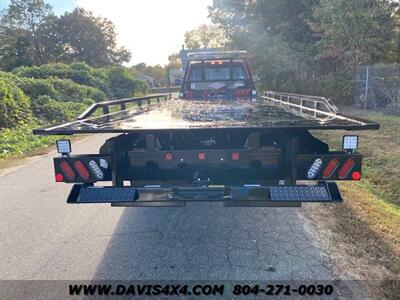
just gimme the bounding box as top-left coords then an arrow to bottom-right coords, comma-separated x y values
209,0 -> 398,104
184,24 -> 227,49
56,8 -> 131,66
0,0 -> 58,69
314,0 -> 397,71
132,63 -> 168,87
0,2 -> 131,70
107,66 -> 140,98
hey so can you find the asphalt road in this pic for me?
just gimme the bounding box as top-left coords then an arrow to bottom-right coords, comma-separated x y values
0,134 -> 335,281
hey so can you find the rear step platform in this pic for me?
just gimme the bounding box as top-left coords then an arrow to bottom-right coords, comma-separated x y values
67,182 -> 342,207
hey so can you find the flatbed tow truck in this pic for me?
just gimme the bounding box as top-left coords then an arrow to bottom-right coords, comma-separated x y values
33,51 -> 379,207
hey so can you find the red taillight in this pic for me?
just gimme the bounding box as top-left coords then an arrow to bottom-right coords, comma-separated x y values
59,161 -> 76,180
55,173 -> 64,182
198,152 -> 206,161
74,160 -> 90,181
322,158 -> 340,179
231,152 -> 240,161
185,90 -> 193,99
352,171 -> 361,180
338,158 -> 356,179
165,152 -> 173,161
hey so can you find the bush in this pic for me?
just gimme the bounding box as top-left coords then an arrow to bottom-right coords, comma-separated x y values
16,77 -> 59,100
12,63 -> 150,100
12,63 -> 112,96
31,95 -> 88,123
0,74 -> 31,128
16,77 -> 106,103
133,80 -> 149,96
107,66 -> 148,98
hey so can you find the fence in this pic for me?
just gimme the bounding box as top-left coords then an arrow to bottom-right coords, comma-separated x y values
355,64 -> 400,111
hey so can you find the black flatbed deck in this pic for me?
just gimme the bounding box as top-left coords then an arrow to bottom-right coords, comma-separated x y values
33,97 -> 379,135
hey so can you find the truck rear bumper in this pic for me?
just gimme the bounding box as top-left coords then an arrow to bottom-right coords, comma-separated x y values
66,182 -> 342,207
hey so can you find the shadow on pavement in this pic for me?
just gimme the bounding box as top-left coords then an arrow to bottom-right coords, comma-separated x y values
93,204 -> 334,281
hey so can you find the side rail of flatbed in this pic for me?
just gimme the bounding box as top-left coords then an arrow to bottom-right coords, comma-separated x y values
78,93 -> 173,120
263,91 -> 366,125
33,93 -> 173,135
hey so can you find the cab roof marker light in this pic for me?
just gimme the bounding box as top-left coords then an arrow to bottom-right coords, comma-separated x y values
56,140 -> 71,156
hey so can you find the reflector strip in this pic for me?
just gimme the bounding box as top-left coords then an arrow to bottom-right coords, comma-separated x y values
74,160 -> 90,181
59,161 -> 76,180
322,158 -> 340,179
88,160 -> 104,180
338,158 -> 356,179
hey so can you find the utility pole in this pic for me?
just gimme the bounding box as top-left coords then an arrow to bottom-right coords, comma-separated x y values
364,66 -> 369,110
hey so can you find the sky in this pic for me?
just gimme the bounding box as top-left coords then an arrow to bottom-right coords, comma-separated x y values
0,0 -> 213,65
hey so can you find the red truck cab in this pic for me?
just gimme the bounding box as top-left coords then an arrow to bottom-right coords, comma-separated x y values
180,51 -> 257,100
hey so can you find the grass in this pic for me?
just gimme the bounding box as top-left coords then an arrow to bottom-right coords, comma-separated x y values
0,122 -> 67,165
312,108 -> 400,275
314,109 -> 400,207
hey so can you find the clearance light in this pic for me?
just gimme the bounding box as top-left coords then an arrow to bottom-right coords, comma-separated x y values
338,158 -> 356,179
198,152 -> 206,161
56,140 -> 71,156
307,158 -> 323,179
322,158 -> 340,179
88,160 -> 104,180
231,152 -> 240,161
55,173 -> 64,182
352,171 -> 361,180
165,152 -> 174,161
343,136 -> 358,151
74,160 -> 90,181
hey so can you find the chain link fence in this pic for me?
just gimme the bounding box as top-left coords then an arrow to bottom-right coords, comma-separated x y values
355,64 -> 400,112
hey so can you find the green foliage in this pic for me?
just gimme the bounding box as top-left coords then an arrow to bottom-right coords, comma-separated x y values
16,77 -> 106,103
12,63 -> 111,95
209,0 -> 399,105
56,8 -> 131,66
107,66 -> 147,98
0,74 -> 31,128
0,2 -> 131,70
132,63 -> 168,87
0,123 -> 59,159
31,95 -> 88,123
184,24 -> 227,49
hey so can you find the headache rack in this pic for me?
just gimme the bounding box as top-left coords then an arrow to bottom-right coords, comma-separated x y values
187,50 -> 247,60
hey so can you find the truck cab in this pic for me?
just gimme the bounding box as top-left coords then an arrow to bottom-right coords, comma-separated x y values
180,51 -> 257,100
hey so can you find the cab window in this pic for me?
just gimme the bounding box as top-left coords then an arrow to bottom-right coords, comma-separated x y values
232,66 -> 248,80
190,68 -> 202,81
204,67 -> 230,80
